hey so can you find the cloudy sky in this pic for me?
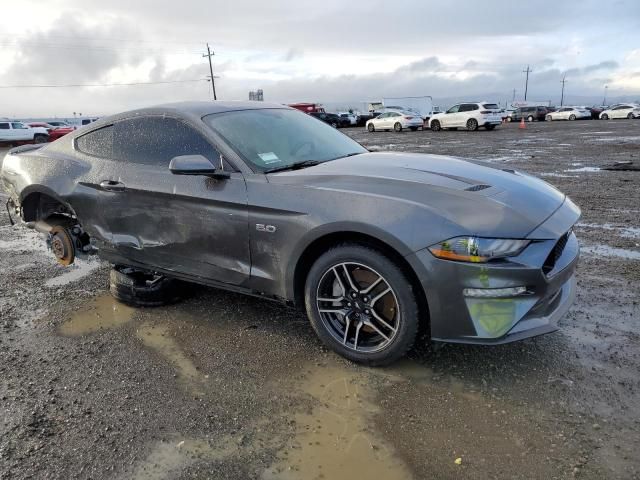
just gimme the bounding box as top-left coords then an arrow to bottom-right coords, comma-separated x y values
1,0 -> 639,117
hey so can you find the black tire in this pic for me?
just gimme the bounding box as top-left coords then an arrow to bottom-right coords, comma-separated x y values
569,114 -> 576,121
466,118 -> 478,131
367,123 -> 375,132
409,126 -> 418,131
601,114 -> 609,120
394,122 -> 402,132
627,112 -> 634,120
34,134 -> 48,144
109,266 -> 184,307
430,120 -> 441,131
545,115 -> 553,121
304,244 -> 420,366
527,115 -> 534,122
506,117 -> 513,122
331,122 -> 338,128
485,124 -> 496,131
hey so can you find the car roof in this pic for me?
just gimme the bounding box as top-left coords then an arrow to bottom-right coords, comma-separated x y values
79,101 -> 291,131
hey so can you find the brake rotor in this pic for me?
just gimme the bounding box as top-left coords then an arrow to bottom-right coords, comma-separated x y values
352,267 -> 395,333
50,226 -> 75,266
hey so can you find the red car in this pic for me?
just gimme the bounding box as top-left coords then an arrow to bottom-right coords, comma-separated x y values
28,122 -> 75,141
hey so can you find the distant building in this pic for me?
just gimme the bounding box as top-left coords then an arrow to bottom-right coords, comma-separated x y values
249,89 -> 264,101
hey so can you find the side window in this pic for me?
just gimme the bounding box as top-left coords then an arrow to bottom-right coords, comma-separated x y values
459,104 -> 473,112
11,122 -> 26,129
113,117 -> 220,167
447,105 -> 460,114
0,123 -> 9,130
76,125 -> 114,158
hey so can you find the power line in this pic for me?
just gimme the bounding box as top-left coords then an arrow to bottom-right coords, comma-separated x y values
0,79 -> 206,89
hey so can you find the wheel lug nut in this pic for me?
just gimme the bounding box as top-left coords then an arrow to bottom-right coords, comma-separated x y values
351,292 -> 357,298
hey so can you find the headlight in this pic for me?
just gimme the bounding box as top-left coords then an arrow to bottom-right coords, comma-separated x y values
428,237 -> 530,263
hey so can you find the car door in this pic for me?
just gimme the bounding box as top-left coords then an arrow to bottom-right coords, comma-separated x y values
442,105 -> 460,127
0,122 -> 12,142
615,106 -> 631,118
11,122 -> 31,141
375,113 -> 389,129
90,116 -> 251,285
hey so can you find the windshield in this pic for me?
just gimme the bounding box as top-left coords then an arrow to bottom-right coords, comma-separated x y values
204,109 -> 366,172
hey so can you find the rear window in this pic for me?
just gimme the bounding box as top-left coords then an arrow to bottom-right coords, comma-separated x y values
0,123 -> 9,130
482,104 -> 499,110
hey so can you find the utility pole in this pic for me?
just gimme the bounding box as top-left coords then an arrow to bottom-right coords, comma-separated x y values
522,65 -> 532,101
203,43 -> 217,100
602,85 -> 608,106
512,89 -> 516,102
560,74 -> 567,107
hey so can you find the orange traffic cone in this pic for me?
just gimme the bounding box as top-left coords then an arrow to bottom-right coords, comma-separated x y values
519,117 -> 526,129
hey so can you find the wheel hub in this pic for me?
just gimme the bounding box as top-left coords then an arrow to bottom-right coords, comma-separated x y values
316,262 -> 400,353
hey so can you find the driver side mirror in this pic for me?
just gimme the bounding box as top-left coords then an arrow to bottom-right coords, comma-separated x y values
169,154 -> 230,179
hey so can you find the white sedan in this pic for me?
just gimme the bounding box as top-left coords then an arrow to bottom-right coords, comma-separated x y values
545,107 -> 591,121
366,110 -> 424,132
599,104 -> 640,120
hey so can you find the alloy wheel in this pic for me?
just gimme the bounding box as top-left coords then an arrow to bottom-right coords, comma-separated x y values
315,262 -> 400,353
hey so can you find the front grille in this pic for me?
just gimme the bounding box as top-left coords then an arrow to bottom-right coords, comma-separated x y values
543,230 -> 571,275
465,184 -> 491,192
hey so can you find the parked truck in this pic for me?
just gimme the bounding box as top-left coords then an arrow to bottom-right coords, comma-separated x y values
288,103 -> 325,113
0,119 -> 49,146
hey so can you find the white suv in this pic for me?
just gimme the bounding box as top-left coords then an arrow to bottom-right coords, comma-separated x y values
428,102 -> 502,131
0,120 -> 49,146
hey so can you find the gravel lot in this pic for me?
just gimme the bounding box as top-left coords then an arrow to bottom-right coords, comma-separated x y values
1,119 -> 639,480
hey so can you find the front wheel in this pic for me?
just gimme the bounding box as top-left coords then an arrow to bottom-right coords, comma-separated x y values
430,120 -> 441,131
527,115 -> 534,122
569,114 -> 576,121
367,123 -> 375,132
34,134 -> 48,144
394,122 -> 402,132
628,112 -> 634,120
506,117 -> 513,122
546,115 -> 552,121
304,245 -> 420,366
331,122 -> 338,128
466,118 -> 478,131
601,114 -> 609,120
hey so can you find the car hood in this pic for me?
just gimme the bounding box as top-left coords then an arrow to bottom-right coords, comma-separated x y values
267,152 -> 568,239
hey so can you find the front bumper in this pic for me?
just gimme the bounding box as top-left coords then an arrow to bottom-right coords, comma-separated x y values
406,198 -> 580,345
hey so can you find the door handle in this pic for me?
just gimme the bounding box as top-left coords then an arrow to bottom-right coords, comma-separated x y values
100,180 -> 125,192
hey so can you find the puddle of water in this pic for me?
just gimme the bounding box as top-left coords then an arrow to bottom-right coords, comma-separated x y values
576,222 -> 640,240
131,438 -> 238,480
539,172 -> 578,178
136,323 -> 205,392
45,259 -> 101,287
565,166 -> 601,172
581,244 -> 640,260
263,365 -> 414,480
59,294 -> 135,336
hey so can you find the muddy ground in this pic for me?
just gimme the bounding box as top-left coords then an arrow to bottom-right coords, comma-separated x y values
1,119 -> 639,480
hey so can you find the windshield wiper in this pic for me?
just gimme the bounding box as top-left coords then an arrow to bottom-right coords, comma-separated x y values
265,160 -> 321,173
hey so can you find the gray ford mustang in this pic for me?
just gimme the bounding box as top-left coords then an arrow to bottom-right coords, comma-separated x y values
1,101 -> 580,365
